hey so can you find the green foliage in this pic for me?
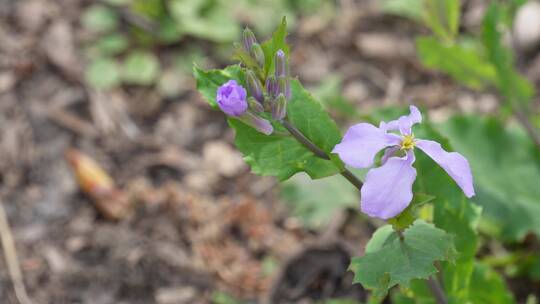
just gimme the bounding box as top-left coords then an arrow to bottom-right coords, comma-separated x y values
281,172 -> 359,229
481,3 -> 534,108
82,5 -> 119,33
93,34 -> 130,56
121,51 -> 160,85
85,57 -> 121,89
436,115 -> 540,241
380,0 -> 423,22
469,263 -> 515,304
230,79 -> 344,180
388,193 -> 435,231
349,220 -> 457,300
416,37 -> 497,89
261,17 -> 289,78
422,0 -> 460,41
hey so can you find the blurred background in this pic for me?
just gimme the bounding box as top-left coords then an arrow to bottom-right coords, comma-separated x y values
0,0 -> 539,303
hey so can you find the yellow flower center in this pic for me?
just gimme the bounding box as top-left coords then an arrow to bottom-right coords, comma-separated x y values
400,134 -> 416,150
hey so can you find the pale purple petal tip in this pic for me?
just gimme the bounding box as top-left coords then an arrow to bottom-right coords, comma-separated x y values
416,139 -> 475,197
360,151 -> 417,220
379,105 -> 422,135
332,123 -> 400,169
240,111 -> 273,135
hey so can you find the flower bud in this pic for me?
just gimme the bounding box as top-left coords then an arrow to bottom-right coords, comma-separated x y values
248,97 -> 264,113
275,49 -> 287,77
246,70 -> 264,103
243,28 -> 257,53
250,43 -> 265,67
277,75 -> 291,100
240,111 -> 273,135
216,80 -> 248,117
265,76 -> 278,98
272,94 -> 287,120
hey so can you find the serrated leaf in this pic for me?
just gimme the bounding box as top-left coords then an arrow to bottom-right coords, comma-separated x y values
230,79 -> 343,180
193,64 -> 244,108
82,5 -> 119,33
436,115 -> 540,241
85,57 -> 121,89
350,220 -> 456,298
121,51 -> 160,85
416,37 -> 497,89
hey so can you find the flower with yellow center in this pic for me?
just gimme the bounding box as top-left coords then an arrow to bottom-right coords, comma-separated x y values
400,134 -> 416,150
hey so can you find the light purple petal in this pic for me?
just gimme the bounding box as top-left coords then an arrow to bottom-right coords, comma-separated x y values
360,151 -> 417,220
379,105 -> 422,135
332,123 -> 400,168
381,146 -> 399,165
416,139 -> 475,197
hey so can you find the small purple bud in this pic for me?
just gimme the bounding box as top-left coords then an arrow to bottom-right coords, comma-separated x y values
240,111 -> 273,135
243,28 -> 257,53
216,80 -> 248,117
277,75 -> 291,100
250,43 -> 265,67
265,76 -> 278,97
275,49 -> 287,77
248,97 -> 264,113
246,70 -> 264,103
272,94 -> 287,120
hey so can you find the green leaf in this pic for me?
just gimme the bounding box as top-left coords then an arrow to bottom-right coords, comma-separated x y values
82,5 -> 119,33
93,34 -> 129,56
85,57 -> 121,89
422,0 -> 460,41
469,263 -> 515,304
261,17 -> 289,78
281,172 -> 358,229
169,0 -> 239,42
436,115 -> 540,241
230,79 -> 343,180
482,4 -> 534,107
121,51 -> 160,85
412,118 -> 482,302
193,64 -> 244,109
350,220 -> 457,299
416,37 -> 497,89
381,0 -> 424,22
388,193 -> 435,231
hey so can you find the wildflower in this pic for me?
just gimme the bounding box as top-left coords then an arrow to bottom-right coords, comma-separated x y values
216,80 -> 273,135
332,106 -> 474,220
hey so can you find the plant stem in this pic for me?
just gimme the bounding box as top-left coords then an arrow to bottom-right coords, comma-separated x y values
281,119 -> 364,191
427,277 -> 447,304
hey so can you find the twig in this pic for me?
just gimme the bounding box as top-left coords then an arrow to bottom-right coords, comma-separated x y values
0,201 -> 33,304
427,277 -> 447,304
281,119 -> 364,190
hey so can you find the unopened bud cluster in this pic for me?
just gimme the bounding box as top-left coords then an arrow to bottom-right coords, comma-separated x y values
215,27 -> 292,135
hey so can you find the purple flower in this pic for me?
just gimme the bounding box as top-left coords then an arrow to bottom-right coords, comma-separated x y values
332,106 -> 475,220
216,80 -> 248,117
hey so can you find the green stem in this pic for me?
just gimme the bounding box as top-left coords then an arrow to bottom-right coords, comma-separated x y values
280,118 -> 364,191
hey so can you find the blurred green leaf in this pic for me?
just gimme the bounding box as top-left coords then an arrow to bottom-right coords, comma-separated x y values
169,0 -> 239,42
422,0 -> 460,41
82,5 -> 119,33
281,173 -> 358,229
350,220 -> 457,300
85,57 -> 121,89
469,263 -> 515,304
416,37 -> 497,89
482,4 -> 534,108
94,34 -> 129,56
121,51 -> 160,85
381,0 -> 424,22
436,115 -> 540,241
211,291 -> 243,304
